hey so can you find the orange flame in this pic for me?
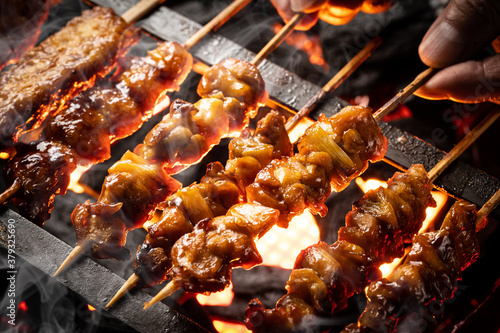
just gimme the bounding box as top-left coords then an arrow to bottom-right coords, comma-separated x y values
197,282 -> 234,307
0,152 -> 10,159
152,94 -> 171,117
288,117 -> 315,144
379,249 -> 408,278
68,165 -> 91,194
87,304 -> 96,312
213,320 -> 250,333
256,210 -> 319,269
272,23 -> 329,71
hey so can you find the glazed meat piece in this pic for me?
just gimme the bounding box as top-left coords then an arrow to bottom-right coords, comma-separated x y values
72,151 -> 181,260
247,105 -> 387,226
45,41 -> 192,162
0,0 -> 50,70
135,59 -> 267,173
144,106 -> 388,309
135,98 -> 229,173
342,200 -> 478,333
0,6 -> 138,149
4,142 -> 77,225
197,58 -> 267,132
95,41 -> 193,141
134,111 -> 292,288
3,41 -> 192,224
170,203 -> 279,293
245,165 -> 436,333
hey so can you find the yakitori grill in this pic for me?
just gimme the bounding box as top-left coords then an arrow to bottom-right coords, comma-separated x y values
0,1 -> 499,332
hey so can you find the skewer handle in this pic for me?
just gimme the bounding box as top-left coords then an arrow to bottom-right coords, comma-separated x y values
106,273 -> 140,308
121,0 -> 166,24
0,181 -> 20,206
373,67 -> 436,122
184,0 -> 252,50
285,36 -> 383,132
143,280 -> 180,309
53,244 -> 86,277
476,187 -> 500,230
251,12 -> 305,66
428,108 -> 500,182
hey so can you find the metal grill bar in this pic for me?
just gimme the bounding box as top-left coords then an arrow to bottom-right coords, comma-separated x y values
91,0 -> 500,218
0,208 -> 209,333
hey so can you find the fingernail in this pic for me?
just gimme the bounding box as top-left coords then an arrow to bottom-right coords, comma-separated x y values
419,21 -> 465,68
291,0 -> 318,12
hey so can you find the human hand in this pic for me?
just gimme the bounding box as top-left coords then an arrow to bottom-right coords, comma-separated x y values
271,0 -> 393,30
416,0 -> 500,104
270,0 -> 328,30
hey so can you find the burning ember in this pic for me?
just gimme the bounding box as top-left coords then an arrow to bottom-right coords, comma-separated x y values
67,165 -> 92,194
272,23 -> 329,71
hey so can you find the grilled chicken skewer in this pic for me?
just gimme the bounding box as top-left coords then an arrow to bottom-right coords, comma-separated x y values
1,41 -> 192,225
143,103 -> 388,309
0,0 -> 254,225
54,1 -> 381,278
107,38 -> 384,307
54,21 -> 282,275
245,164 -> 435,332
141,68 -> 450,310
341,188 -> 500,333
244,108 -> 500,333
0,0 -> 161,150
55,57 -> 266,272
106,110 -> 292,308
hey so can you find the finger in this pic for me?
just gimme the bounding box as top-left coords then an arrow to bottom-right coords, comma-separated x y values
415,54 -> 500,104
290,0 -> 328,13
318,0 -> 364,25
271,0 -> 320,30
361,0 -> 394,14
419,0 -> 500,68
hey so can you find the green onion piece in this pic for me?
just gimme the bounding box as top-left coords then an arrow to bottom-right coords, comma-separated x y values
305,126 -> 355,173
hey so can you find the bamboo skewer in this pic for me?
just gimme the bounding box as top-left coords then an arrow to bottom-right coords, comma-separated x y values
107,38 -> 384,309
50,0 -> 258,278
143,91 -> 499,313
476,188 -> 500,230
373,67 -> 437,122
121,0 -> 166,24
1,1 -> 251,203
53,244 -> 87,277
285,36 -> 383,131
144,281 -> 181,310
183,0 -> 252,50
428,108 -> 500,182
106,274 -> 141,308
251,12 -> 305,66
0,181 -> 20,206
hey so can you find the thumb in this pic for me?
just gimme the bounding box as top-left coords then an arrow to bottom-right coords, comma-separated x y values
415,53 -> 500,104
419,0 -> 500,68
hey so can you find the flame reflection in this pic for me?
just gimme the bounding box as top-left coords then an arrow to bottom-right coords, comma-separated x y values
288,117 -> 314,144
68,165 -> 91,194
213,320 -> 250,333
356,176 -> 448,278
